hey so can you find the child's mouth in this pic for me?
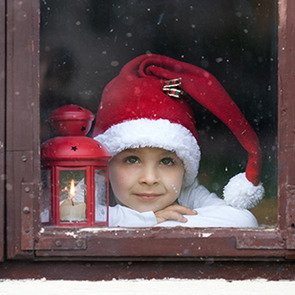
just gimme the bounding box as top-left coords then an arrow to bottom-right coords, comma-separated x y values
134,193 -> 162,200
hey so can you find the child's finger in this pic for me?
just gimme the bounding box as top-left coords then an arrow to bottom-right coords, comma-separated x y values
165,211 -> 187,223
155,210 -> 188,223
169,204 -> 197,215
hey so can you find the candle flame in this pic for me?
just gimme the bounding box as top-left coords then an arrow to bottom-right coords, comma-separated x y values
69,179 -> 76,197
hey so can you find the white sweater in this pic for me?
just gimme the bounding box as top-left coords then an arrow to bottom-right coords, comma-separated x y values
41,180 -> 258,227
107,180 -> 258,228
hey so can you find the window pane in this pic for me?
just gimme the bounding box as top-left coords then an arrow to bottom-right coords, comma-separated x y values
94,169 -> 107,223
40,0 -> 277,226
40,169 -> 51,223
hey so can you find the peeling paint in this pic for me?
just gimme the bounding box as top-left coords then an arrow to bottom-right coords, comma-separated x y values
64,231 -> 78,238
200,233 -> 212,238
192,232 -> 212,238
78,227 -> 136,233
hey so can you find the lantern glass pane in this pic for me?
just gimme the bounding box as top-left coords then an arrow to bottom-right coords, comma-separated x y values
94,170 -> 107,223
40,169 -> 51,223
59,170 -> 87,223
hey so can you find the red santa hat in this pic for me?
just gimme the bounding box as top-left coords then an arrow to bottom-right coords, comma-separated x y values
93,54 -> 264,209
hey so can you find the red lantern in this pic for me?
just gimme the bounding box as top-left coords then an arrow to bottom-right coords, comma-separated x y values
41,104 -> 111,226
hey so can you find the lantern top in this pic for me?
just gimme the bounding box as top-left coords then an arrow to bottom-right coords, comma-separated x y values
42,104 -> 111,165
41,136 -> 111,164
50,104 -> 95,136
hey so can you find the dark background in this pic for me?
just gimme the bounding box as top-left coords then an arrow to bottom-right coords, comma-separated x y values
40,0 -> 277,224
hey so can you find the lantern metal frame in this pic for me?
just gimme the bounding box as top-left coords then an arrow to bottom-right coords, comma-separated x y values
41,104 -> 111,227
44,164 -> 110,227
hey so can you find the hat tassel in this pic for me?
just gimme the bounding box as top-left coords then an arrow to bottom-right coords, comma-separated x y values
223,173 -> 264,209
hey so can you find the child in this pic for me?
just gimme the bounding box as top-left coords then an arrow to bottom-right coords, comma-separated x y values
92,54 -> 264,228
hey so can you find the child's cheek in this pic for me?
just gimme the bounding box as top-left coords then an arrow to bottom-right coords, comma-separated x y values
170,183 -> 180,196
166,169 -> 184,197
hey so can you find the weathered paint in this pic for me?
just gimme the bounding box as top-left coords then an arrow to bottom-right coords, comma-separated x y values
0,0 -> 5,263
3,0 -> 295,271
1,261 -> 295,280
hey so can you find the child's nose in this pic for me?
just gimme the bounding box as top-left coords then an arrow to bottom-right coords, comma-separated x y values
138,166 -> 160,185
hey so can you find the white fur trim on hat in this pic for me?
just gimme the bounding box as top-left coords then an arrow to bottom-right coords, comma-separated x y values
94,119 -> 200,187
223,172 -> 264,209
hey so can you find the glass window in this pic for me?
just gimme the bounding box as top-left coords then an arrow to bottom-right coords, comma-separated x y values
94,169 -> 108,223
40,169 -> 51,223
40,0 -> 277,227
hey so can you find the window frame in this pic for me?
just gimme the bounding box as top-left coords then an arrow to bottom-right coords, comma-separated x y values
0,0 -> 5,262
4,0 -> 295,260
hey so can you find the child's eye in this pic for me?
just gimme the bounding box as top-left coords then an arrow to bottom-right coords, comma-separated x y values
124,156 -> 140,164
160,157 -> 175,166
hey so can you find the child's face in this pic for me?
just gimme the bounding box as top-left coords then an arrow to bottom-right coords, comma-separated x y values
109,147 -> 185,212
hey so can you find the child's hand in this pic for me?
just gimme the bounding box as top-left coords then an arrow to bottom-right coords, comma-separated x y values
155,203 -> 197,224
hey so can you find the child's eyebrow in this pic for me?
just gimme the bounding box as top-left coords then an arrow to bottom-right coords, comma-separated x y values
121,148 -> 140,154
120,148 -> 176,157
159,151 -> 176,156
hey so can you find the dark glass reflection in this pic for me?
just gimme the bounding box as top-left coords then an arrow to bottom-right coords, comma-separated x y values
40,0 -> 277,225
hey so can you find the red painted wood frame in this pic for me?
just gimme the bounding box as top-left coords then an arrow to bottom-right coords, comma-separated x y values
4,0 -> 295,261
0,0 -> 5,262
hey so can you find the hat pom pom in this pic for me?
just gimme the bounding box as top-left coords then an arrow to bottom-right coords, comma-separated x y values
223,172 -> 264,209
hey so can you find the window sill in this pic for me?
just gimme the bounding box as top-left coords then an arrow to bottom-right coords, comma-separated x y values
31,226 -> 291,260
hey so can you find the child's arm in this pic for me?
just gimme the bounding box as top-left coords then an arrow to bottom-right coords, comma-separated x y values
110,201 -> 258,228
154,203 -> 197,224
168,179 -> 259,227
155,205 -> 258,228
109,204 -> 196,227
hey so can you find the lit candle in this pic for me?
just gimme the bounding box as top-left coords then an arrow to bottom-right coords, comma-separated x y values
68,179 -> 76,206
60,178 -> 86,222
